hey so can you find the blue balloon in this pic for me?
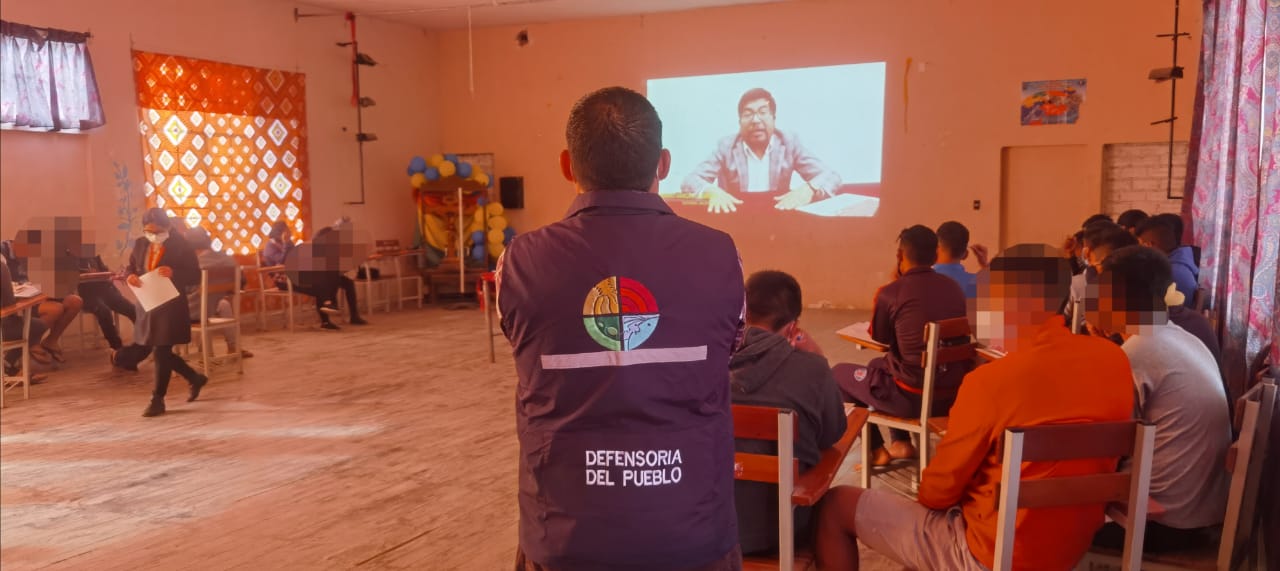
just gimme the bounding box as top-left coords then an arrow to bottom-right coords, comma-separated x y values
456,162 -> 473,178
486,172 -> 495,188
444,154 -> 458,163
471,244 -> 486,261
424,166 -> 440,181
406,165 -> 415,176
503,227 -> 516,243
409,156 -> 427,174
471,230 -> 484,243
477,197 -> 487,206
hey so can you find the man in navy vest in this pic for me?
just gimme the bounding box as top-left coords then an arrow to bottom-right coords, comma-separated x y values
499,86 -> 746,571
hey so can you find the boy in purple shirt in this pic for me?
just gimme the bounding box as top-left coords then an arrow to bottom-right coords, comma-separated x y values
834,225 -> 969,465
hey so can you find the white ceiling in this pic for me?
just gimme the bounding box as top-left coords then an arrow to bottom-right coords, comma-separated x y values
296,0 -> 787,30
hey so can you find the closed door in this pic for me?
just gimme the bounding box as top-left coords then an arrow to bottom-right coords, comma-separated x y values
1000,145 -> 1096,250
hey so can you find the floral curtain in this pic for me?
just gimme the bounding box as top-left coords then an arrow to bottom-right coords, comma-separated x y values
1184,0 -> 1280,396
0,20 -> 105,130
132,51 -> 311,255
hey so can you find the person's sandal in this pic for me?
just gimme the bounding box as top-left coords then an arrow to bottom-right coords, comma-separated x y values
28,346 -> 52,365
41,343 -> 65,363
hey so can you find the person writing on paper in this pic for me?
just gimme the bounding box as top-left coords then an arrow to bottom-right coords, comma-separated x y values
681,88 -> 841,213
125,209 -> 207,417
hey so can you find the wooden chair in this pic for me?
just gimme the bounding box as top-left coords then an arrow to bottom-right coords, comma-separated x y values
860,317 -> 975,490
234,253 -> 267,331
258,263 -> 299,332
1077,381 -> 1276,571
188,267 -> 244,377
356,239 -> 404,314
1,293 -> 44,408
734,404 -> 869,571
994,420 -> 1157,571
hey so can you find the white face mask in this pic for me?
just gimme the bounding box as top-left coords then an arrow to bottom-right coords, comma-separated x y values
144,231 -> 169,244
975,310 -> 1006,347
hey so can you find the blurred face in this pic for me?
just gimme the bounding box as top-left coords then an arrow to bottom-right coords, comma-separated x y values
974,269 -> 1059,352
1086,278 -> 1166,338
738,98 -> 775,148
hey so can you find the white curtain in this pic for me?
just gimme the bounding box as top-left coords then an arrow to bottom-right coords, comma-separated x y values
0,20 -> 104,130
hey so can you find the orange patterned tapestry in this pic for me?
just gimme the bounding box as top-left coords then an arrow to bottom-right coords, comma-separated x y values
132,50 -> 311,255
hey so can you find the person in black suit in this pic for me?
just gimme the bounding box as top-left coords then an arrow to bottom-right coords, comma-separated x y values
124,209 -> 206,417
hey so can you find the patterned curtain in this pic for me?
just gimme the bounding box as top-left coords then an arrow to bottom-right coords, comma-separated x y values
0,20 -> 105,130
132,51 -> 311,256
1183,0 -> 1280,394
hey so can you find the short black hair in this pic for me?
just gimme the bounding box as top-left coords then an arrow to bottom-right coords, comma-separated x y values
565,86 -> 663,192
1116,209 -> 1149,230
1082,214 -> 1113,228
745,270 -> 802,331
1101,245 -> 1173,313
936,221 -> 969,259
1151,213 -> 1184,244
988,244 -> 1073,311
738,88 -> 776,116
898,225 -> 939,266
1137,217 -> 1179,253
1084,223 -> 1138,252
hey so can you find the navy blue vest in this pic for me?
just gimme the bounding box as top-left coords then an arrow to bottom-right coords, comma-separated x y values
498,190 -> 744,570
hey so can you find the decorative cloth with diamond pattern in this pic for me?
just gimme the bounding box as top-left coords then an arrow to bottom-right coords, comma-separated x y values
133,50 -> 310,255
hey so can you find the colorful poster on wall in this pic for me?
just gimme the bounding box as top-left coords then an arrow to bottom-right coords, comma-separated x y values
1020,79 -> 1086,126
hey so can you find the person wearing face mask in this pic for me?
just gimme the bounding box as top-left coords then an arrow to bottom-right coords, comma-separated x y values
123,209 -> 206,417
832,225 -> 969,466
729,270 -> 846,556
817,244 -> 1135,571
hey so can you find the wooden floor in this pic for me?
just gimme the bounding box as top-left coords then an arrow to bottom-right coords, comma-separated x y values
1,305 -> 904,570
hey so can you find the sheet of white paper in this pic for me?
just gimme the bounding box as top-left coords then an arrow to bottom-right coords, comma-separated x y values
836,321 -> 873,342
12,283 -> 42,298
796,194 -> 880,217
128,270 -> 180,312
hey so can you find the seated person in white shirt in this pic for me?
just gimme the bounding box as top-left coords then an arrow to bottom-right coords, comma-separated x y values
1087,245 -> 1231,553
680,88 -> 841,214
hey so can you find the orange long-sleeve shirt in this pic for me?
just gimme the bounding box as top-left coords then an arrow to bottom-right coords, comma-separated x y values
918,316 -> 1135,571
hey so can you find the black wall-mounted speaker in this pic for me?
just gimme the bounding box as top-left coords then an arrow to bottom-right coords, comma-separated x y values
500,176 -> 524,209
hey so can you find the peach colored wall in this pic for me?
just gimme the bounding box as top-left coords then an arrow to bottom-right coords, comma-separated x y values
0,0 -> 437,266
430,0 -> 1201,308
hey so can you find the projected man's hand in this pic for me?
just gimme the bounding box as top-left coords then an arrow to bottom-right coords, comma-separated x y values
773,184 -> 816,210
705,187 -> 743,214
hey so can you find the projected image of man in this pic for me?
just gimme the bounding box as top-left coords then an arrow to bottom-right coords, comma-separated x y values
681,88 -> 841,214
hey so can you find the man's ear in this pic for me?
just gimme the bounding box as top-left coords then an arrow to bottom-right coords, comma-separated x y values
656,148 -> 671,181
559,150 -> 575,183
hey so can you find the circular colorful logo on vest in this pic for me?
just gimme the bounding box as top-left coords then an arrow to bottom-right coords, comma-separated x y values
583,276 -> 660,351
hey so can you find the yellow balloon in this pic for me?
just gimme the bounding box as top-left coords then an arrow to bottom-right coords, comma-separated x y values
488,242 -> 505,258
437,160 -> 457,178
427,154 -> 445,167
472,172 -> 490,188
410,173 -> 426,189
487,215 -> 508,231
485,202 -> 505,217
487,229 -> 505,244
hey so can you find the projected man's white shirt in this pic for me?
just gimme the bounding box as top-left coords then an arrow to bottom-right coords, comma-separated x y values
743,139 -> 774,193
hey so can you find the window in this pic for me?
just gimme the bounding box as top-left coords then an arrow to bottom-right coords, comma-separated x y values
132,51 -> 311,255
0,20 -> 105,131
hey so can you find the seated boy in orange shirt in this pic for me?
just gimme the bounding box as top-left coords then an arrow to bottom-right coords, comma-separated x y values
816,244 -> 1135,571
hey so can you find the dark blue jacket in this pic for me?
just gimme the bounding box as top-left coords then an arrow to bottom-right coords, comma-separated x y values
498,190 -> 744,570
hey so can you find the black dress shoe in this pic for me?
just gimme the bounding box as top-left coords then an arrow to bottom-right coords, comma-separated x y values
187,374 -> 208,402
321,321 -> 341,330
349,316 -> 369,325
142,400 -> 166,417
